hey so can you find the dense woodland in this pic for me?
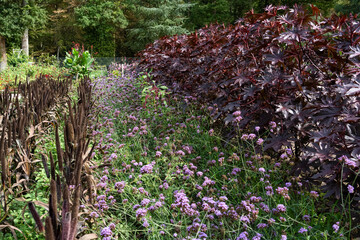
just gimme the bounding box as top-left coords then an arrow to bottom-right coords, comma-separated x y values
0,0 -> 359,65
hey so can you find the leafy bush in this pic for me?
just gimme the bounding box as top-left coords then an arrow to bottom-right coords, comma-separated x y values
64,43 -> 94,79
36,54 -> 59,66
137,5 -> 360,201
8,50 -> 30,67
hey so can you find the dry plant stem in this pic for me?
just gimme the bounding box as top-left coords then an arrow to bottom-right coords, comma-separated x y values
56,175 -> 62,203
69,136 -> 84,239
7,121 -> 11,150
86,175 -> 93,204
42,154 -> 50,178
61,212 -> 71,240
67,100 -> 75,136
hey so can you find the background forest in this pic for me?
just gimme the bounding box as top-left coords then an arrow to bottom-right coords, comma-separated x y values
0,0 -> 359,65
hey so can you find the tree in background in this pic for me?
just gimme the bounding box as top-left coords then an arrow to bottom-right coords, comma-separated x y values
38,0 -> 82,59
125,0 -> 191,54
185,0 -> 336,31
185,0 -> 255,30
0,2 -> 21,71
0,0 -> 46,70
75,0 -> 128,58
9,0 -> 340,60
228,0 -> 254,22
335,0 -> 360,15
185,0 -> 233,30
254,0 -> 336,15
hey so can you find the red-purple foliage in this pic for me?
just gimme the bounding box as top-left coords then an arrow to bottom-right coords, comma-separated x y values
137,5 -> 360,199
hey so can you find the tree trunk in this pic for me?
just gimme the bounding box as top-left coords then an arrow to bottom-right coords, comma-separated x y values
22,0 -> 29,56
0,36 -> 7,71
22,28 -> 29,56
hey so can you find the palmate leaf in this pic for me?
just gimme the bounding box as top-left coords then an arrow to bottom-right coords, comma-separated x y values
305,141 -> 334,162
264,132 -> 293,152
322,181 -> 342,199
312,161 -> 337,180
312,107 -> 341,127
231,73 -> 248,86
345,84 -> 360,96
264,48 -> 286,65
348,46 -> 360,58
275,102 -> 294,119
310,128 -> 338,143
276,28 -> 308,43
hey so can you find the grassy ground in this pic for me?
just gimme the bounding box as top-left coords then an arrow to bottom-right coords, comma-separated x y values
86,70 -> 352,239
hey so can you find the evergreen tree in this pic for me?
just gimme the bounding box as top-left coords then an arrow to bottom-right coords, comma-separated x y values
126,0 -> 191,53
185,0 -> 233,30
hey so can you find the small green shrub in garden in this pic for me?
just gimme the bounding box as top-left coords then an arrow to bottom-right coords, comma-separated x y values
8,50 -> 30,67
64,43 -> 94,79
36,54 -> 59,66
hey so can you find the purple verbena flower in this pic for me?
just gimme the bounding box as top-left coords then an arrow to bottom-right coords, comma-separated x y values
100,227 -> 113,237
310,191 -> 319,198
256,138 -> 264,145
276,204 -> 286,212
348,184 -> 354,193
333,222 -> 340,233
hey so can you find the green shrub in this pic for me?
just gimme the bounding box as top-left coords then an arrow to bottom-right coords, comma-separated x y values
36,54 -> 59,66
8,50 -> 30,67
64,43 -> 94,79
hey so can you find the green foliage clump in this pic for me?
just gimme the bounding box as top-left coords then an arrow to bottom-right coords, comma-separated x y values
7,50 -> 30,68
335,0 -> 360,15
64,44 -> 94,79
36,54 -> 58,66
